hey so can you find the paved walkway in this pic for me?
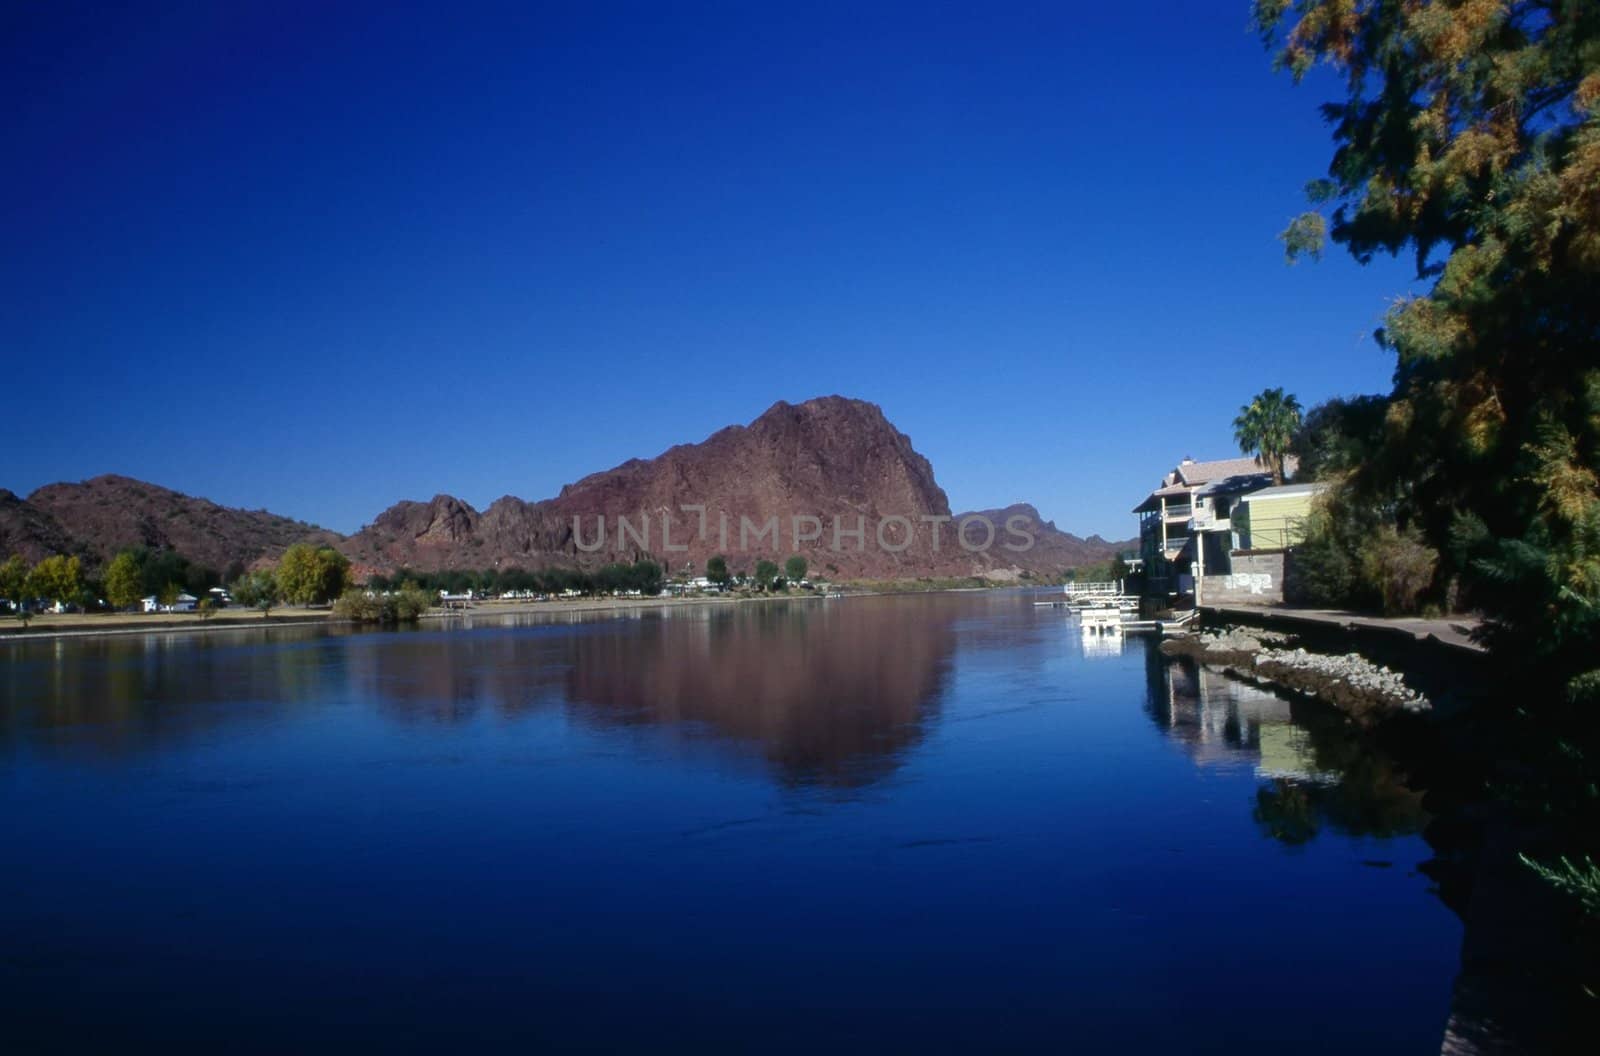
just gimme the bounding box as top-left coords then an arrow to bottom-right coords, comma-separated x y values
1200,603 -> 1485,653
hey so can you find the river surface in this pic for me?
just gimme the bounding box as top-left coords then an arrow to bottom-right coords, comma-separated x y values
1,592 -> 1460,1053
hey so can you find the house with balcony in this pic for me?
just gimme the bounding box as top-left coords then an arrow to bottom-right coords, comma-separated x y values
1133,455 -> 1298,603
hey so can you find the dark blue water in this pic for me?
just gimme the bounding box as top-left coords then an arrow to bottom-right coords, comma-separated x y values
1,593 -> 1460,1053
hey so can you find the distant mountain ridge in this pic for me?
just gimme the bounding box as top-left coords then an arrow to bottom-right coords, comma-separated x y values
7,398 -> 1133,580
21,475 -> 341,575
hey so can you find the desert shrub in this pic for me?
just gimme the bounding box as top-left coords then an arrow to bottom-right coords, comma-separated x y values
333,582 -> 433,624
1357,524 -> 1438,615
332,590 -> 382,622
392,582 -> 434,620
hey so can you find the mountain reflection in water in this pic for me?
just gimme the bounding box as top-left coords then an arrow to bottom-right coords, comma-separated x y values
2,600 -> 956,789
0,593 -> 1461,1054
559,603 -> 953,787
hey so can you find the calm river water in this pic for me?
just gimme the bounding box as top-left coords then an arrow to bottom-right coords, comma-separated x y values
2,592 -> 1460,1052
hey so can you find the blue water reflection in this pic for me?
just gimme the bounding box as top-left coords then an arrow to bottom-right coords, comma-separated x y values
1,593 -> 1459,1052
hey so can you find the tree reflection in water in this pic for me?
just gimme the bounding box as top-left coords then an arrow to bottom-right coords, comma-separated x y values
1144,647 -> 1427,845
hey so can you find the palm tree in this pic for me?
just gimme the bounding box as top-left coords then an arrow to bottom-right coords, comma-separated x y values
1233,387 -> 1303,485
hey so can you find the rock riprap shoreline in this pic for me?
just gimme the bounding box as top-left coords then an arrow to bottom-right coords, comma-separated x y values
1160,628 -> 1431,721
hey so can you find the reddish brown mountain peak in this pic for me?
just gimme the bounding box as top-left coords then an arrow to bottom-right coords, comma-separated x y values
755,394 -> 883,419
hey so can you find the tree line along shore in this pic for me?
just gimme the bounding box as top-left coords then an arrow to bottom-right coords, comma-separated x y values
8,543 -> 1102,633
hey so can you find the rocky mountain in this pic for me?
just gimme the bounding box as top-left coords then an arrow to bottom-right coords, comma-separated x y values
346,397 -> 1132,579
951,503 -> 1128,573
0,490 -> 83,564
8,398 -> 1133,580
24,475 -> 340,573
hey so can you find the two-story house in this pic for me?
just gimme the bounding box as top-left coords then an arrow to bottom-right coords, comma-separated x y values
1133,456 -> 1297,602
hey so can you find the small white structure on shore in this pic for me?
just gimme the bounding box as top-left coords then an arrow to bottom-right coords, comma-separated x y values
1079,605 -> 1123,633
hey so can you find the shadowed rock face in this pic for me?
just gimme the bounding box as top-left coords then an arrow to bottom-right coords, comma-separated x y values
0,489 -> 81,564
353,494 -> 482,568
7,397 -> 1132,577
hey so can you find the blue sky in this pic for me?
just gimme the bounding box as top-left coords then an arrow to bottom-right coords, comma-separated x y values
3,1 -> 1418,540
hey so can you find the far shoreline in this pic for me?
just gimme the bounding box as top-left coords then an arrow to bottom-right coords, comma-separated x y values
0,583 -> 1044,645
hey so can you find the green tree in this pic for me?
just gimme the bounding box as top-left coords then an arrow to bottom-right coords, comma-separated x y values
1251,0 -> 1600,644
1232,387 -> 1302,485
104,551 -> 143,610
754,559 -> 780,591
314,547 -> 350,601
276,544 -> 319,605
1291,395 -> 1391,483
705,555 -> 731,590
276,544 -> 348,605
0,553 -> 29,610
785,555 -> 808,583
1254,0 -> 1600,965
231,568 -> 280,618
632,559 -> 664,596
29,555 -> 82,611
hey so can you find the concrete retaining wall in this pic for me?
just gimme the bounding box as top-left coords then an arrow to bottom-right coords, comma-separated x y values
1200,551 -> 1286,604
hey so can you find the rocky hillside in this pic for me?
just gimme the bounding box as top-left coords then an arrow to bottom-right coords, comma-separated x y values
24,475 -> 340,572
0,490 -> 83,564
346,397 -> 1131,578
8,398 -> 1133,580
952,503 -> 1130,572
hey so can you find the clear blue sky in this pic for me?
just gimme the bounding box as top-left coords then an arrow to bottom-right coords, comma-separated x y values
3,1 -> 1418,540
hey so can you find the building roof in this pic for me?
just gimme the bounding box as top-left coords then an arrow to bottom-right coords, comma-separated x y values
1132,484 -> 1192,513
1170,455 -> 1298,486
1134,455 -> 1296,513
1238,482 -> 1328,501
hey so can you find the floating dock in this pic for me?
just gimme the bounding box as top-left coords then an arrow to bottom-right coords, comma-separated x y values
1035,583 -> 1197,637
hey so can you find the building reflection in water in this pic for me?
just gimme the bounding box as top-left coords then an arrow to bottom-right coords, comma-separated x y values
1076,623 -> 1125,660
1144,647 -> 1427,845
1144,646 -> 1335,782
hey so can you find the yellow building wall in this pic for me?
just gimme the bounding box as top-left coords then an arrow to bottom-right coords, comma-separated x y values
1237,492 -> 1315,550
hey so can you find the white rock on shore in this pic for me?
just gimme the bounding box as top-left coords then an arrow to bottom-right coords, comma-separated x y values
1182,630 -> 1431,714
